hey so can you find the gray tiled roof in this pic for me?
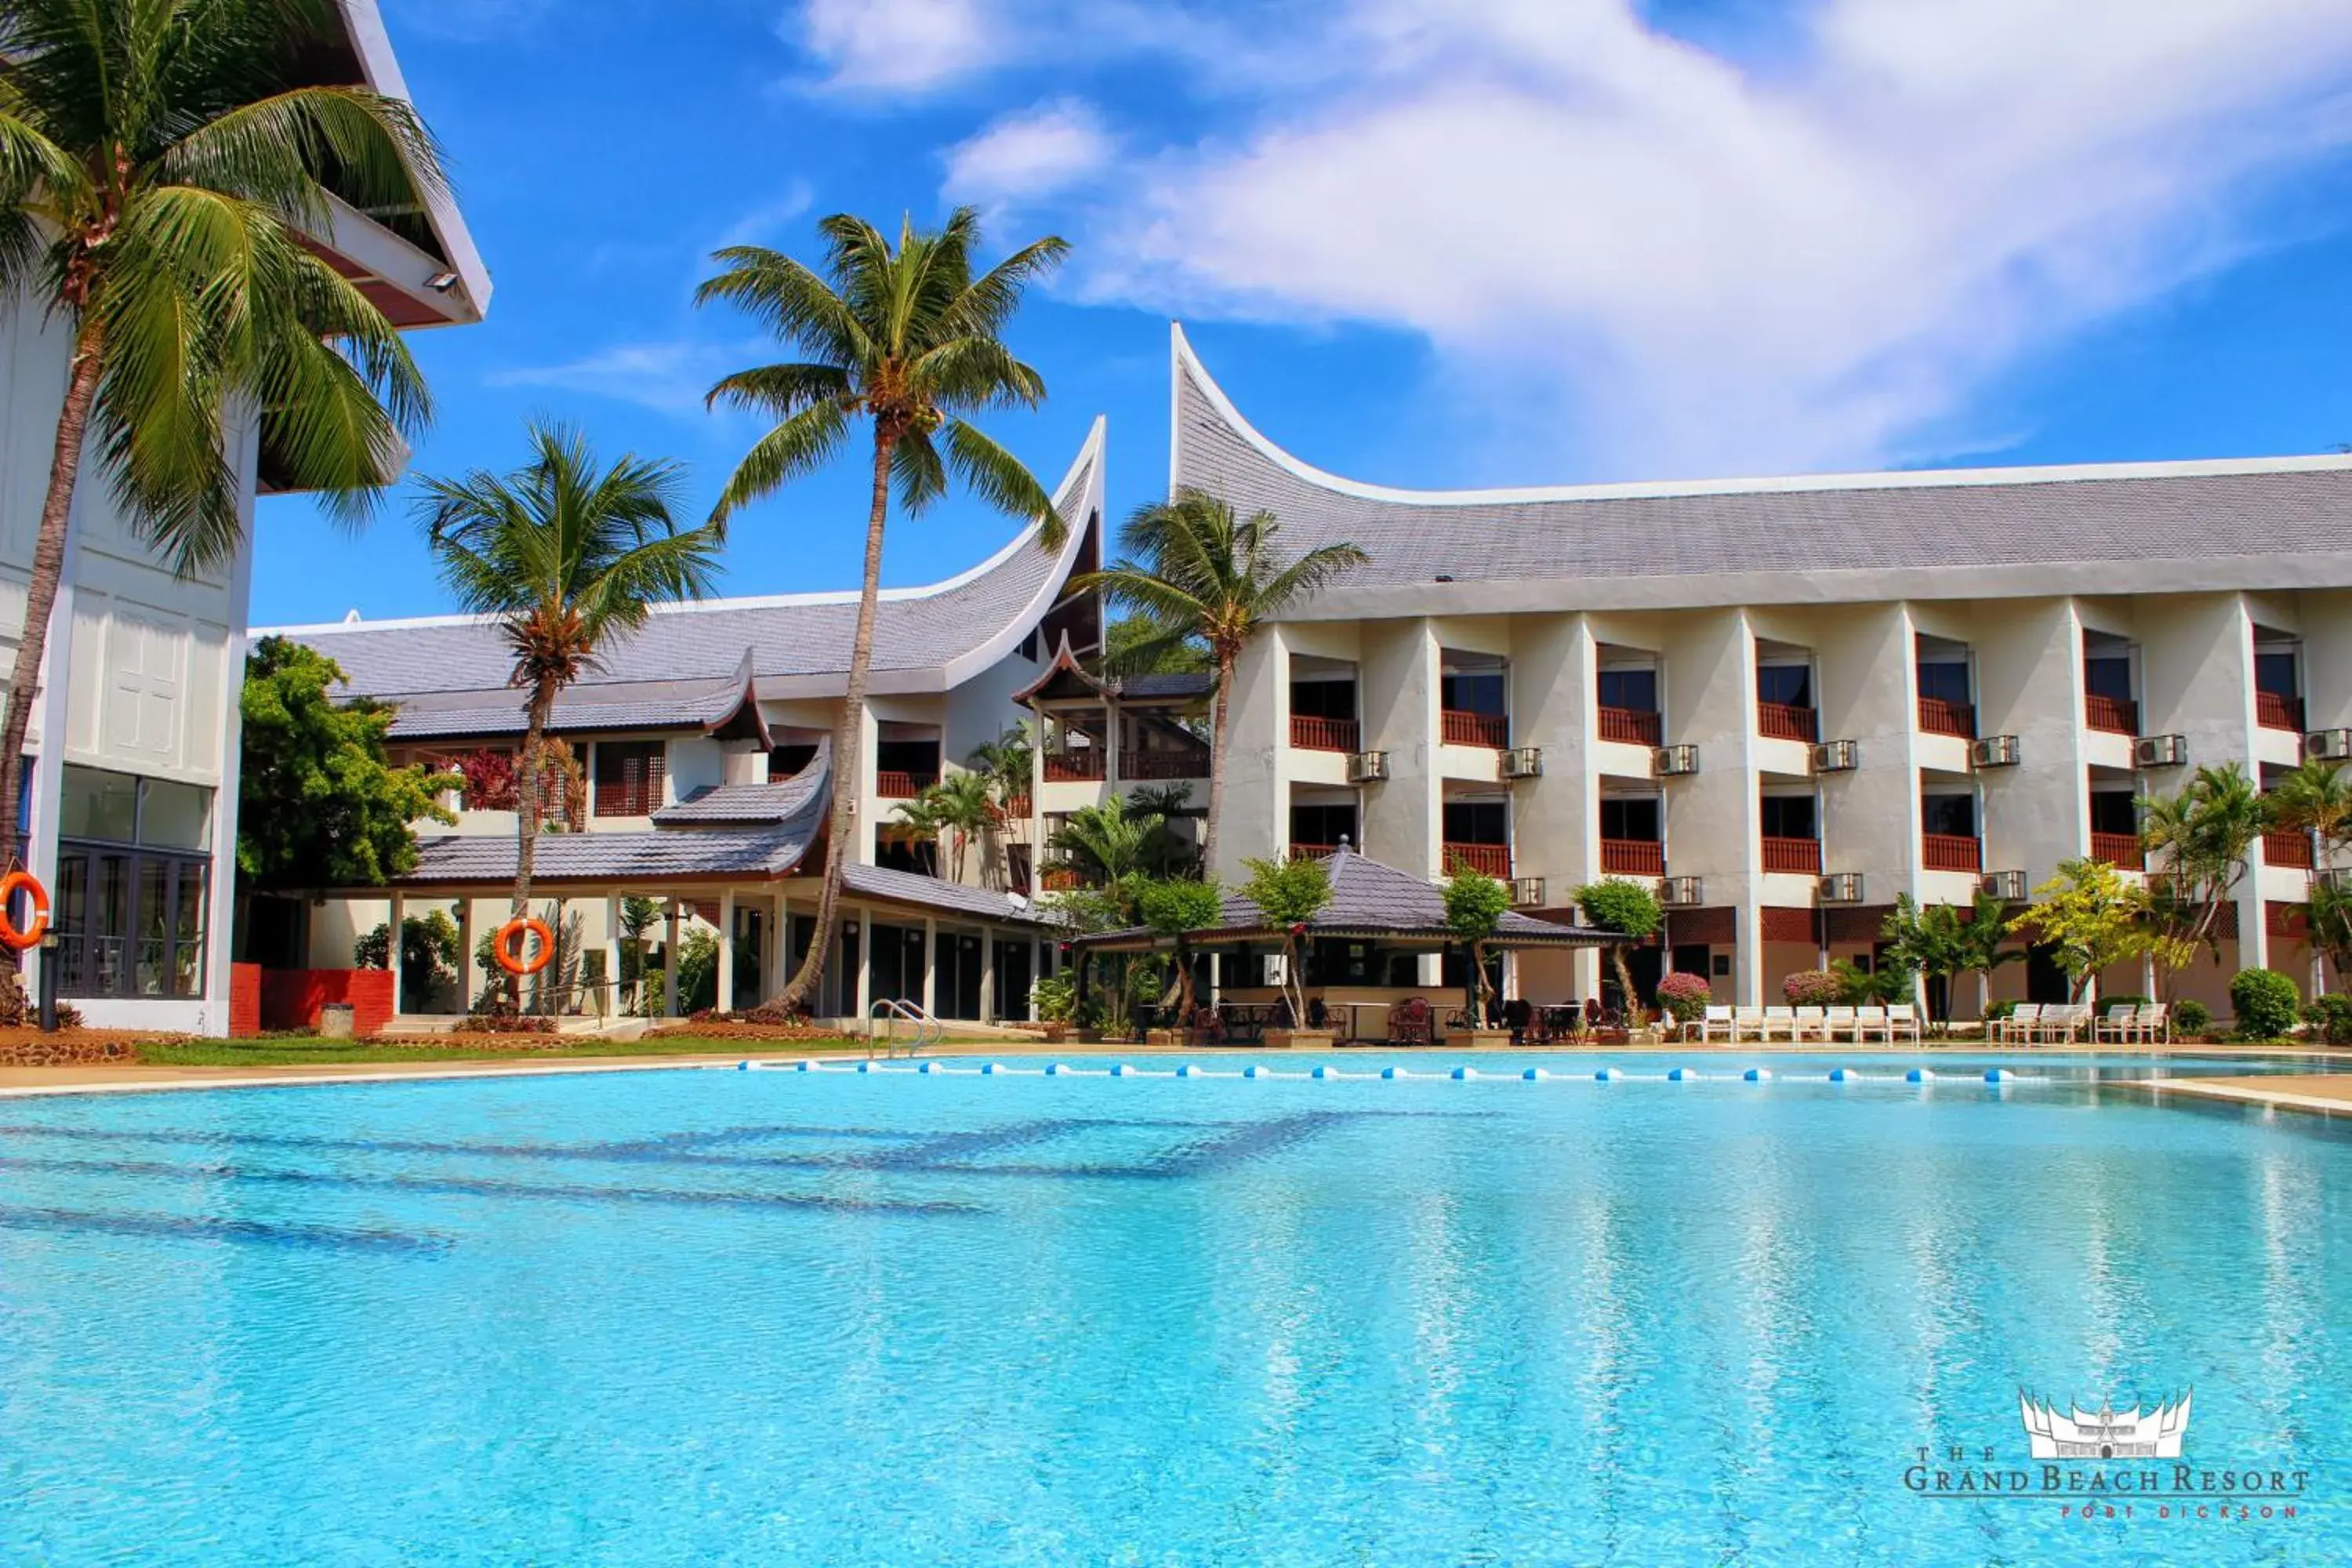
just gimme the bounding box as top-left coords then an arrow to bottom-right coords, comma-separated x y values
840,863 -> 1047,924
1172,334 -> 2352,604
399,820 -> 821,886
653,742 -> 829,824
269,424 -> 1103,710
1116,671 -> 1214,700
384,664 -> 760,742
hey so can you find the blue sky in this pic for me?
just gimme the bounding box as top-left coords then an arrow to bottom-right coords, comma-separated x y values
254,0 -> 2352,626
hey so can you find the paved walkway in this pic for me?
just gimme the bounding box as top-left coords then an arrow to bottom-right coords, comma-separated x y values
2143,1075 -> 2352,1119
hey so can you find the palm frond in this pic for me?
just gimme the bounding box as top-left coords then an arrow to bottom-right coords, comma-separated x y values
938,417 -> 1059,540
709,400 -> 851,524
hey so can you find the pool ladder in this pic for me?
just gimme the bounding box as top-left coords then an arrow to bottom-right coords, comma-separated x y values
868,999 -> 946,1058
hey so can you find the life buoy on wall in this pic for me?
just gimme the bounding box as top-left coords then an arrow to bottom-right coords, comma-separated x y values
493,916 -> 554,976
0,871 -> 49,952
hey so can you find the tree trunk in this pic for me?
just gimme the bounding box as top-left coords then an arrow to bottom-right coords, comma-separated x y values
775,432 -> 894,1014
1610,944 -> 1643,1028
506,677 -> 557,1005
1203,652 -> 1232,873
0,317 -> 105,936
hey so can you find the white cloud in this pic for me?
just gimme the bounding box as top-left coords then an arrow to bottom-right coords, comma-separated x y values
796,0 -> 994,93
942,100 -> 1114,208
1075,0 -> 2352,477
717,180 -> 818,250
488,341 -> 740,417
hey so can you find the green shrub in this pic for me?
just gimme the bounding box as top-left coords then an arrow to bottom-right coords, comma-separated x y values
1782,970 -> 1842,1006
2229,968 -> 2302,1040
2095,994 -> 2150,1011
1982,1000 -> 2017,1022
2304,994 -> 2352,1047
2173,998 -> 2212,1036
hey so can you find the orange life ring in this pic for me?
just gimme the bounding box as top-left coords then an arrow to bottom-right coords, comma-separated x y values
493,916 -> 554,976
0,871 -> 48,953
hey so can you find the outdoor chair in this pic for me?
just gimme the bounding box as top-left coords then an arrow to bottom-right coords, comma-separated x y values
2094,1004 -> 2137,1044
1886,1004 -> 1922,1044
2137,1004 -> 2170,1045
1762,1005 -> 1798,1041
1824,1004 -> 1858,1043
1855,1005 -> 1892,1043
1388,997 -> 1434,1047
1792,1005 -> 1828,1042
1997,1004 -> 2041,1045
1732,1005 -> 1766,1042
2034,1004 -> 2085,1045
1695,1004 -> 1734,1044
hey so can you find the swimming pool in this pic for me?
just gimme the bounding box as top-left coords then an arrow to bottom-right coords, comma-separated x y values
0,1055 -> 2339,1564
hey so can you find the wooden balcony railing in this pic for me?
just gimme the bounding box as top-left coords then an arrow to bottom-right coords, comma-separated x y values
2089,832 -> 2144,870
1289,843 -> 1342,862
1756,702 -> 1819,743
2265,830 -> 2315,869
1042,750 -> 1105,782
875,771 -> 936,799
1922,833 -> 1984,873
1442,710 -> 1509,748
1040,866 -> 1084,891
2085,693 -> 2137,735
1443,841 -> 1512,878
590,783 -> 655,818
1597,706 -> 1661,746
1600,838 -> 1664,876
2257,691 -> 2306,732
1917,697 -> 1976,739
1120,748 -> 1210,780
998,794 -> 1032,822
1289,714 -> 1359,753
1760,836 -> 1821,874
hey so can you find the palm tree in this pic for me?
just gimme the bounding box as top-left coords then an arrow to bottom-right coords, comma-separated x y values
0,0 -> 445,881
2269,757 -> 2352,863
928,770 -> 996,884
418,424 -> 724,943
1047,800 -> 1163,887
696,209 -> 1067,1012
887,787 -> 949,877
2140,761 -> 2267,964
1076,490 -> 1367,869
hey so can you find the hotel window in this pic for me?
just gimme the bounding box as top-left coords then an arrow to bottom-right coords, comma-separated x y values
1759,795 -> 1817,840
1922,794 -> 1977,838
1599,797 -> 1661,841
593,742 -> 666,817
1597,668 -> 1657,712
768,742 -> 819,781
1756,664 -> 1813,709
53,765 -> 212,1000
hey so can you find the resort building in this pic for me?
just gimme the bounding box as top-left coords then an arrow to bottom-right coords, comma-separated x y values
0,2 -> 490,1033
1171,328 -> 2352,1018
266,426 -> 1112,1025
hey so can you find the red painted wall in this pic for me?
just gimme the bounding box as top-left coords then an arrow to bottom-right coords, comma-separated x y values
257,968 -> 396,1038
230,963 -> 262,1038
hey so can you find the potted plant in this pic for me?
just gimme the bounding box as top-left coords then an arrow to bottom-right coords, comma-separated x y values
1030,973 -> 1076,1043
1243,856 -> 1335,1048
1442,861 -> 1513,1047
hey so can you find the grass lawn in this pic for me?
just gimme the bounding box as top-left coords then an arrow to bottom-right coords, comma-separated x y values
136,1035 -> 877,1068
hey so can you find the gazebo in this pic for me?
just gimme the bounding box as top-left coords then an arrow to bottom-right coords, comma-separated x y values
1065,846 -> 1610,1042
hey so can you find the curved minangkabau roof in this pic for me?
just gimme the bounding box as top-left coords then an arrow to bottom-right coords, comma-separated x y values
1170,325 -> 2352,615
267,418 -> 1107,729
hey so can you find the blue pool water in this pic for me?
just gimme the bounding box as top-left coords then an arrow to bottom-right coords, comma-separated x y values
0,1054 -> 2341,1565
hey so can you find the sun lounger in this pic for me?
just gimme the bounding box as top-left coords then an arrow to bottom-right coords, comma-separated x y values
1792,1005 -> 1828,1042
1886,1004 -> 1922,1044
1855,1005 -> 1892,1043
2137,1004 -> 2169,1045
1732,1005 -> 1767,1042
1824,1004 -> 1857,1043
2094,1004 -> 2137,1044
1693,1004 -> 1733,1044
1762,1005 -> 1797,1042
1997,1004 -> 2041,1045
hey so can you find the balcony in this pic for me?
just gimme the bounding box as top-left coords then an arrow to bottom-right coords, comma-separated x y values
1443,841 -> 1512,878
1922,833 -> 1984,873
1756,702 -> 1819,743
2257,691 -> 2306,733
999,793 -> 1032,821
2085,693 -> 2137,735
1442,710 -> 1509,748
1760,836 -> 1822,874
1120,748 -> 1209,781
2089,832 -> 2144,870
875,770 -> 937,799
2265,830 -> 2315,869
1917,697 -> 1976,739
1598,706 -> 1661,746
1040,866 -> 1084,891
1290,714 -> 1359,753
1042,750 -> 1105,782
1289,842 -> 1342,862
1601,838 -> 1664,877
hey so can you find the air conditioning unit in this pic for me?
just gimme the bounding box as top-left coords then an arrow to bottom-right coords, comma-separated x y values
1653,744 -> 1700,777
2307,728 -> 2352,762
1812,739 -> 1859,773
1819,872 -> 1864,903
1981,869 -> 2028,902
1501,746 -> 1544,779
1346,750 -> 1390,783
1509,876 -> 1546,907
1971,735 -> 2022,769
2134,733 -> 2188,768
1661,875 -> 1704,907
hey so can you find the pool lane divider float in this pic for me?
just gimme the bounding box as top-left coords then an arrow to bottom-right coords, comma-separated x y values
740,1059 -> 2050,1085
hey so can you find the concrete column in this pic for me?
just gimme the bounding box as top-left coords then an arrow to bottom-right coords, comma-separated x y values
552,898 -> 567,1011
603,895 -> 622,1018
387,891 -> 405,1015
920,916 -> 937,1014
456,898 -> 474,1013
664,897 -> 681,1017
717,888 -> 736,1013
855,906 -> 873,1019
979,929 -> 997,1021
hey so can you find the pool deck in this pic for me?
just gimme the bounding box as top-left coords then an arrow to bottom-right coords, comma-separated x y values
1,1042 -> 2347,1102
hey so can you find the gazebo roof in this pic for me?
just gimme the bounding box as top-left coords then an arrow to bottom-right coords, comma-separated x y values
1011,632 -> 1215,706
1068,847 -> 1608,952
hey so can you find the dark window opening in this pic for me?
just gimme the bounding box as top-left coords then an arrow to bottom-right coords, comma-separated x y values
1600,797 -> 1661,841
1443,800 -> 1508,844
1290,679 -> 1356,720
2255,651 -> 2299,698
1759,796 -> 1817,839
2088,792 -> 2137,835
593,742 -> 666,816
1921,794 -> 1976,837
54,846 -> 209,1000
1439,670 -> 1507,715
1916,661 -> 1971,706
1597,668 -> 1657,711
1290,803 -> 1358,849
2083,655 -> 2133,701
768,743 -> 818,781
1756,665 -> 1813,708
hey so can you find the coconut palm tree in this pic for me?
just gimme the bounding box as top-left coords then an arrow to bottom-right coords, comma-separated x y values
696,209 -> 1066,1012
2139,761 -> 2267,963
1076,491 -> 1367,869
928,769 -> 996,884
2269,757 -> 2352,863
1047,799 -> 1163,887
418,424 -> 724,941
0,0 -> 446,881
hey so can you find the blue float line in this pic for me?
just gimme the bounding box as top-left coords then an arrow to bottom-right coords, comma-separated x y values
745,1059 -> 2050,1086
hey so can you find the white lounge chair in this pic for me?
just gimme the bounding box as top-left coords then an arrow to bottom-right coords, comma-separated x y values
1792,1005 -> 1828,1042
1886,1004 -> 1922,1044
1732,1005 -> 1767,1042
1762,1005 -> 1798,1042
2036,1004 -> 2088,1045
2094,1004 -> 2137,1044
2137,1004 -> 2170,1045
1824,1004 -> 1858,1043
1694,1004 -> 1733,1044
1855,1005 -> 1892,1043
1998,1004 -> 2041,1045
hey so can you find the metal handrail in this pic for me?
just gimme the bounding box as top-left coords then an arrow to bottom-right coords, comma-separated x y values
868,998 -> 944,1058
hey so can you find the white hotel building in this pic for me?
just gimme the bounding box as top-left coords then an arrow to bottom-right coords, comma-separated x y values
1173,329 -> 2352,1018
